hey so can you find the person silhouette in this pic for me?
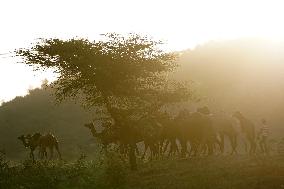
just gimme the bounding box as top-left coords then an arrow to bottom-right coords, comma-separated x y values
258,119 -> 270,155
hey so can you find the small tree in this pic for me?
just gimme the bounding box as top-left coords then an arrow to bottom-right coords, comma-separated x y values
16,33 -> 191,170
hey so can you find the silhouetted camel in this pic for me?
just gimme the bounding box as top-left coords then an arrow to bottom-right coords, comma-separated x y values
212,113 -> 238,154
18,133 -> 41,161
18,133 -> 61,160
139,116 -> 163,160
155,112 -> 180,157
84,122 -> 119,149
84,120 -> 161,160
233,111 -> 256,155
37,133 -> 62,160
84,122 -> 141,157
177,106 -> 222,157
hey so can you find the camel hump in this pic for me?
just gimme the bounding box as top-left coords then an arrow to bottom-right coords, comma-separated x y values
39,133 -> 59,144
190,111 -> 208,121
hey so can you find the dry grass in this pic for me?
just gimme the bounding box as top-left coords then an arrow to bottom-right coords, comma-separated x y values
126,155 -> 284,189
1,152 -> 284,189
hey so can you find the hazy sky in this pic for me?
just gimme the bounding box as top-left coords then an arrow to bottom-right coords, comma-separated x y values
1,0 -> 284,103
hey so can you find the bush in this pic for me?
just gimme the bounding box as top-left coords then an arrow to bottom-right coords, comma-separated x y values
103,150 -> 127,189
0,149 -> 127,189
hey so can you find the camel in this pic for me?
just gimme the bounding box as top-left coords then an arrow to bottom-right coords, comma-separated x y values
139,116 -> 163,160
177,106 -> 222,157
212,113 -> 238,155
18,133 -> 41,161
155,112 -> 180,157
18,133 -> 61,160
37,133 -> 62,160
84,120 -> 161,160
84,122 -> 140,157
84,122 -> 120,149
232,111 -> 256,155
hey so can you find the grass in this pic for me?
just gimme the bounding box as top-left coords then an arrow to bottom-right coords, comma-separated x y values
1,150 -> 284,189
127,155 -> 284,189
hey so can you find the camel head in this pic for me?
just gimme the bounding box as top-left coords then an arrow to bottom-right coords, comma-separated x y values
84,122 -> 95,130
17,135 -> 29,148
232,111 -> 243,119
197,106 -> 211,115
17,135 -> 25,141
84,122 -> 101,138
261,118 -> 267,124
32,133 -> 42,140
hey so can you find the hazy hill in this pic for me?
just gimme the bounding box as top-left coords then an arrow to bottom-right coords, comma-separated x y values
176,39 -> 284,138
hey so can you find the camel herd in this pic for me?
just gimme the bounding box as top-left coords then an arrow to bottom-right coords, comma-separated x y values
17,106 -> 265,161
83,107 -> 260,160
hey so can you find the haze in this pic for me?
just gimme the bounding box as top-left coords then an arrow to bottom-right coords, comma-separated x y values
1,0 -> 284,102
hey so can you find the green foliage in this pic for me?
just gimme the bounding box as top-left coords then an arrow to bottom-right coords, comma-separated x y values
1,154 -> 283,189
0,150 -> 10,187
103,150 -> 127,189
16,33 -> 192,170
16,33 -> 191,118
0,151 -> 127,189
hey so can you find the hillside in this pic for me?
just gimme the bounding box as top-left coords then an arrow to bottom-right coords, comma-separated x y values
175,39 -> 284,138
0,85 -> 96,160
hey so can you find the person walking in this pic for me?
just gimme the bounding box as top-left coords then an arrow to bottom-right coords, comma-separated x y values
258,119 -> 270,155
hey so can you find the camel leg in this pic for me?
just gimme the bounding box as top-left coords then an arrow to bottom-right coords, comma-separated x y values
149,145 -> 154,160
188,141 -> 193,157
163,140 -> 170,155
263,137 -> 269,155
247,135 -> 256,155
207,142 -> 214,156
168,140 -> 174,157
179,138 -> 187,158
55,143 -> 62,159
30,149 -> 35,162
40,146 -> 46,159
190,142 -> 198,156
171,140 -> 179,157
214,137 -> 223,154
44,148 -> 48,159
194,144 -> 199,156
219,133 -> 225,154
129,143 -> 137,170
244,140 -> 248,154
159,140 -> 164,157
135,144 -> 139,156
228,135 -> 234,155
49,147 -> 54,160
231,135 -> 238,155
248,140 -> 255,155
41,146 -> 47,159
142,143 -> 149,159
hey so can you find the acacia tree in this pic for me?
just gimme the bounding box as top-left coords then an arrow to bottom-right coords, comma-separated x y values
16,33 -> 190,170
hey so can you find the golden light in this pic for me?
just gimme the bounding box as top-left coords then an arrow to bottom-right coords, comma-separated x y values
1,0 -> 284,102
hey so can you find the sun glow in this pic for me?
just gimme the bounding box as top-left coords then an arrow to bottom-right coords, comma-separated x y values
1,0 -> 284,102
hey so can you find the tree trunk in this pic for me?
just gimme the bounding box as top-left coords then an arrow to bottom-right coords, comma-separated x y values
129,143 -> 137,171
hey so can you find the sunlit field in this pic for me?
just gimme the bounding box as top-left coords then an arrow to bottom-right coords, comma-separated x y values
2,1 -> 284,189
1,151 -> 284,189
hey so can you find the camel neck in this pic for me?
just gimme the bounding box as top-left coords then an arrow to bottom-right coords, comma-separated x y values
21,138 -> 30,148
90,127 -> 99,137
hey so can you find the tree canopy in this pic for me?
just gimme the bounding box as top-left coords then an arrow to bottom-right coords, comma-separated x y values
17,33 -> 190,121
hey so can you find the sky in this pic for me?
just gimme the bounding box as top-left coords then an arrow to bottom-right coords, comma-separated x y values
1,0 -> 284,103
